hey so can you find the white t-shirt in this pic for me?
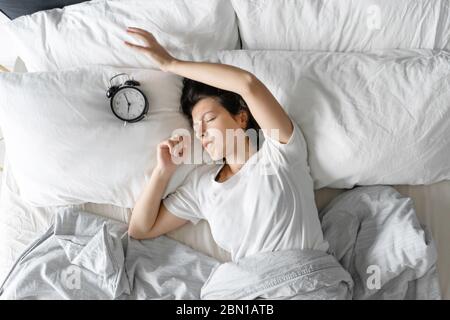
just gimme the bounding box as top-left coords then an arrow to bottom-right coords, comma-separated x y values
163,121 -> 329,261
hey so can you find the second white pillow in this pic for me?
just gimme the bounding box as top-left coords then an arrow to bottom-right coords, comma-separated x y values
218,49 -> 450,189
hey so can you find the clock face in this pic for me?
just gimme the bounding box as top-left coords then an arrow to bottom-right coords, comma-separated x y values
111,87 -> 148,122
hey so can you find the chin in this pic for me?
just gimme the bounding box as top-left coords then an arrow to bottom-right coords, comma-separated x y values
206,149 -> 224,162
208,153 -> 222,162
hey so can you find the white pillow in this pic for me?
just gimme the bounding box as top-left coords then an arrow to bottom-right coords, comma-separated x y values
0,20 -> 19,72
231,0 -> 450,52
218,49 -> 450,188
0,66 -> 197,207
5,0 -> 239,71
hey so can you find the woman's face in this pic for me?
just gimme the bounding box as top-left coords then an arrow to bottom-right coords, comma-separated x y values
191,97 -> 247,161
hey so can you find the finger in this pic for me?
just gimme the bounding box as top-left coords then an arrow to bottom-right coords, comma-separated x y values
166,140 -> 179,153
124,41 -> 148,51
127,31 -> 156,47
127,27 -> 153,37
179,145 -> 189,160
159,141 -> 170,150
172,141 -> 184,157
127,34 -> 152,49
171,138 -> 186,156
127,28 -> 157,43
126,28 -> 153,40
170,143 -> 183,156
180,135 -> 190,143
126,29 -> 147,38
161,143 -> 176,156
169,138 -> 184,147
169,135 -> 183,142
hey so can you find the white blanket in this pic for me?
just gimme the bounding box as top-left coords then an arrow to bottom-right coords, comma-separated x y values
0,186 -> 439,300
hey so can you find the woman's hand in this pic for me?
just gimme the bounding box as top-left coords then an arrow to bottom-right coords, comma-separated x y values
125,27 -> 177,72
155,135 -> 189,176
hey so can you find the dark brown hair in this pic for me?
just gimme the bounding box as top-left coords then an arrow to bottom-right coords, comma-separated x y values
180,78 -> 261,133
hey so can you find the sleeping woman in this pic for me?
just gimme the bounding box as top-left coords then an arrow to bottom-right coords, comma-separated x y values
125,27 -> 329,261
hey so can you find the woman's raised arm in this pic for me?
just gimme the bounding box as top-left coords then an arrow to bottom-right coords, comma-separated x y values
125,27 -> 293,143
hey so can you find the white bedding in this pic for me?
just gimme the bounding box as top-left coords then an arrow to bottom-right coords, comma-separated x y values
0,66 -> 199,208
1,153 -> 448,299
218,49 -> 450,189
316,185 -> 450,299
1,192 -> 440,300
5,0 -> 239,72
232,0 -> 450,52
0,154 -> 232,283
0,12 -> 16,72
0,0 -> 448,300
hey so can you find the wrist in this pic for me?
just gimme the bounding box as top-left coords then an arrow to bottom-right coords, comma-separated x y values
164,58 -> 180,73
153,165 -> 174,180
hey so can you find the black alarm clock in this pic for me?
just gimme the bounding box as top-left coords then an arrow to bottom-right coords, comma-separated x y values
106,73 -> 149,123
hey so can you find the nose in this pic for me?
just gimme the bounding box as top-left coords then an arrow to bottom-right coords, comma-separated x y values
195,120 -> 207,139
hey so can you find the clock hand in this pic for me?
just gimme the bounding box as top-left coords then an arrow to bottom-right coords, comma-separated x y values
124,93 -> 131,114
124,93 -> 131,105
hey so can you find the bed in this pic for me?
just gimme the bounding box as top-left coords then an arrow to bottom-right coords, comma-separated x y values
0,0 -> 449,299
1,152 -> 447,299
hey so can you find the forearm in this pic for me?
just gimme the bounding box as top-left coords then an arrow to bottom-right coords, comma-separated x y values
126,27 -> 293,143
167,59 -> 254,96
129,167 -> 171,235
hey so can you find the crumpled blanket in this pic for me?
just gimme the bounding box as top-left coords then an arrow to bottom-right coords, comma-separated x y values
0,209 -> 218,299
0,186 -> 440,300
200,249 -> 353,299
202,186 -> 441,300
320,186 -> 441,300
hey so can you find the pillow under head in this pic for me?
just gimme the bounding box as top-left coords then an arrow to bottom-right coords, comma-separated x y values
0,66 -> 196,207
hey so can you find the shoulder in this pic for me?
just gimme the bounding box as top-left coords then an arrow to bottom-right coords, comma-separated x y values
263,120 -> 306,150
183,163 -> 218,186
261,120 -> 309,165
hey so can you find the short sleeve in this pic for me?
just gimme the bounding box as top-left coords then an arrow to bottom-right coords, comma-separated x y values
162,169 -> 204,225
262,120 -> 309,165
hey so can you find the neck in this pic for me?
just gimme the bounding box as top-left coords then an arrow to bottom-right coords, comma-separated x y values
224,135 -> 256,174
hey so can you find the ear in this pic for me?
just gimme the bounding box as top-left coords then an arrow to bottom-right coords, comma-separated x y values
234,110 -> 249,129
